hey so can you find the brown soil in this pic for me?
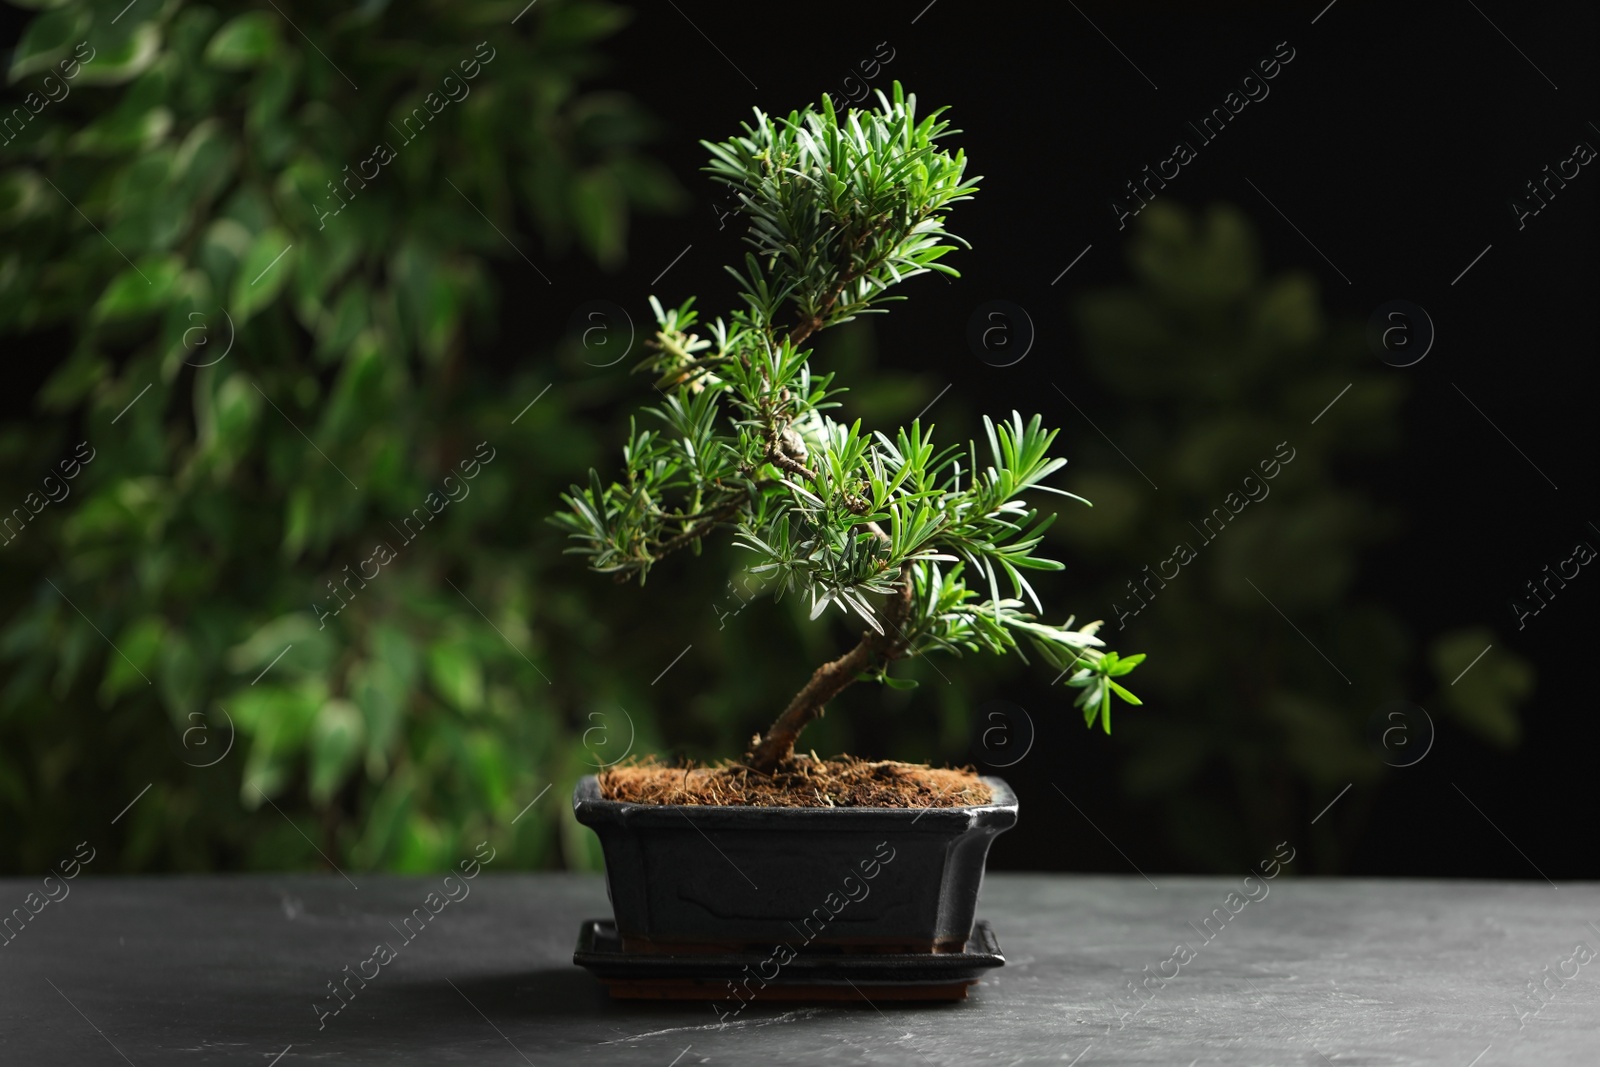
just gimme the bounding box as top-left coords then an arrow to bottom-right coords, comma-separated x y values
598,755 -> 992,809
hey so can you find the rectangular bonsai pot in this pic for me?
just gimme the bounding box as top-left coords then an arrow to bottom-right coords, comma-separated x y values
572,774 -> 1017,953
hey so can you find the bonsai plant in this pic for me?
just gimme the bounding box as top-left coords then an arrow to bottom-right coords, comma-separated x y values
555,85 -> 1143,966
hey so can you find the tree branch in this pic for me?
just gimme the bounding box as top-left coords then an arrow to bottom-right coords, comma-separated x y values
647,496 -> 748,561
787,234 -> 860,348
640,476 -> 786,565
785,209 -> 933,349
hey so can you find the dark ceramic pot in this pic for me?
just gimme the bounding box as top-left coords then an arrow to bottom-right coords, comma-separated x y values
571,774 -> 1017,953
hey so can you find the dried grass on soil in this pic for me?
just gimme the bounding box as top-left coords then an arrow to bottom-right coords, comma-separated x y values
599,755 -> 992,809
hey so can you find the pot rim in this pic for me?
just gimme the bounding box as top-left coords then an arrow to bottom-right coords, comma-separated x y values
571,773 -> 1017,831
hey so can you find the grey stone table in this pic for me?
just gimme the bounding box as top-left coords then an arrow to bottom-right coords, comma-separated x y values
2,873 -> 1595,1065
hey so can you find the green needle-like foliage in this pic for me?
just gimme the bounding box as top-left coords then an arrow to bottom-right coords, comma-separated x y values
553,85 -> 1144,770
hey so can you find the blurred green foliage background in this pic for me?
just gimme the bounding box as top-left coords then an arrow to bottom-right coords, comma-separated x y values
0,0 -> 701,873
1057,202 -> 1533,871
0,1 -> 1532,876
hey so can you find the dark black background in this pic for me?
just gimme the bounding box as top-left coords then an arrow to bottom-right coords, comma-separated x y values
5,1 -> 1595,879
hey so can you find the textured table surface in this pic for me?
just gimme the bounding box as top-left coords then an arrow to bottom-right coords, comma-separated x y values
1,872 -> 1595,1065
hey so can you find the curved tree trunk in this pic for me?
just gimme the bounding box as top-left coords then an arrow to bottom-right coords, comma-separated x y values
745,564 -> 915,773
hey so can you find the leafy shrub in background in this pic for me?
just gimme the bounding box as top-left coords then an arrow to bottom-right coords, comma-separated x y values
0,0 -> 691,873
1059,202 -> 1533,871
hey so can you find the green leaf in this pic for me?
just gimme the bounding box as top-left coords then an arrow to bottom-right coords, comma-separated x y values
1432,630 -> 1529,748
570,169 -> 626,268
352,770 -> 415,867
204,12 -> 281,70
543,1 -> 632,46
158,631 -> 203,723
228,227 -> 295,325
195,370 -> 261,472
1109,653 -> 1146,676
391,244 -> 460,363
311,281 -> 371,362
227,612 -> 334,678
232,681 -> 326,807
38,347 -> 108,411
353,623 -> 417,765
0,170 -> 48,228
280,485 -> 314,560
309,698 -> 364,804
240,739 -> 291,806
100,616 -> 165,704
71,103 -> 174,154
392,812 -> 448,872
611,156 -> 686,213
172,119 -> 239,208
7,8 -> 86,82
75,24 -> 163,86
464,729 -> 512,810
1108,680 -> 1142,705
92,256 -> 183,321
428,640 -> 484,713
880,674 -> 918,690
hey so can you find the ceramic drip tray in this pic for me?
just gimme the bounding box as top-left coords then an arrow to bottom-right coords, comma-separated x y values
574,918 -> 1004,1001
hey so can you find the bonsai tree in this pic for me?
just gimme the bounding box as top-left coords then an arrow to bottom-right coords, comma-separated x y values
553,85 -> 1143,778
